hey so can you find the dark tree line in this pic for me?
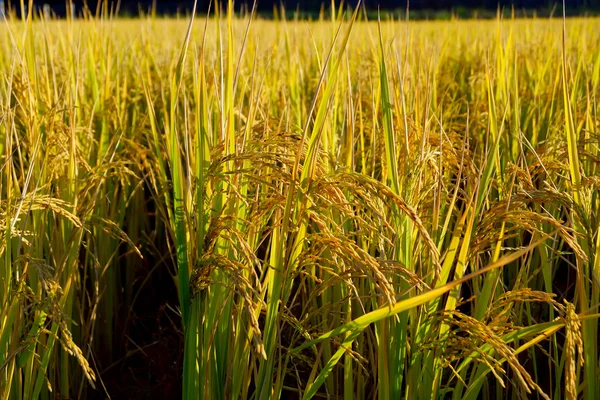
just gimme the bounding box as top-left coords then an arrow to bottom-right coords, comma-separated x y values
3,0 -> 600,17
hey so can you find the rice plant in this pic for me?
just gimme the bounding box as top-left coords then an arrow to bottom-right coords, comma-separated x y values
0,0 -> 599,398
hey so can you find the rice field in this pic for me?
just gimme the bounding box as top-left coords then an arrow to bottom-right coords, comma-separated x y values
1,2 -> 600,399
